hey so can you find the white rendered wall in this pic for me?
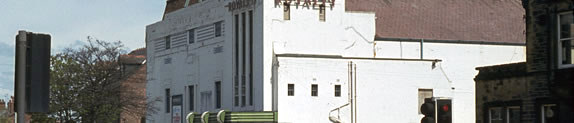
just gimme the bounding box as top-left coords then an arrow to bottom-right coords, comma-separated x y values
145,0 -> 266,122
276,57 -> 447,123
145,0 -> 526,122
274,43 -> 525,123
374,41 -> 526,122
261,0 -> 377,112
261,0 -> 526,122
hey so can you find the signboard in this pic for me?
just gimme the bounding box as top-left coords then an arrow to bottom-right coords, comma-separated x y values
172,95 -> 183,123
275,0 -> 335,8
225,0 -> 256,11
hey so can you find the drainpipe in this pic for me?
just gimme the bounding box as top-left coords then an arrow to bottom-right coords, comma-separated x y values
329,62 -> 358,123
354,64 -> 357,123
373,42 -> 377,58
349,61 -> 353,123
420,39 -> 424,59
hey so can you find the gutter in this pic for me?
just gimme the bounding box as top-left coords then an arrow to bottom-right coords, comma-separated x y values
375,37 -> 526,46
275,53 -> 442,62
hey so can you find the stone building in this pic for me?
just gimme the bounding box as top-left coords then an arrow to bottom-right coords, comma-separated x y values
475,0 -> 574,123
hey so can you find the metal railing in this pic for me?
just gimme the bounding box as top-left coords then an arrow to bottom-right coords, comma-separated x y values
186,110 -> 278,123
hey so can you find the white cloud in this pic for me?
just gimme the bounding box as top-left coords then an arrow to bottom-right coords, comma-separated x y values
0,88 -> 13,101
0,0 -> 165,49
0,0 -> 166,97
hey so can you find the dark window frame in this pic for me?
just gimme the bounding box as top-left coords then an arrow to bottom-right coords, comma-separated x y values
334,85 -> 341,97
249,10 -> 254,106
482,100 -> 522,123
418,89 -> 433,114
311,84 -> 318,96
165,36 -> 171,49
234,14 -> 240,107
557,11 -> 574,68
189,29 -> 195,44
319,4 -> 326,21
165,88 -> 170,113
215,21 -> 222,37
283,2 -> 290,20
241,12 -> 246,107
188,85 -> 194,111
215,81 -> 221,109
288,84 -> 294,96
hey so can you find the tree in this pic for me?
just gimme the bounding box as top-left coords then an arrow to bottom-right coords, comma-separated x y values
68,37 -> 125,122
48,54 -> 83,122
48,37 -> 157,122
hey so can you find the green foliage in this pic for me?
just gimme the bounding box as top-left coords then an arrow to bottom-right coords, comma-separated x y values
48,54 -> 82,122
48,37 -> 127,122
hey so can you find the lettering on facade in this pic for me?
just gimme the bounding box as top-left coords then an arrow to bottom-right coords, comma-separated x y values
226,0 -> 256,11
275,0 -> 335,8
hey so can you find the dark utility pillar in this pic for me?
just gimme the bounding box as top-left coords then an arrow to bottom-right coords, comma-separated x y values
14,30 -> 51,123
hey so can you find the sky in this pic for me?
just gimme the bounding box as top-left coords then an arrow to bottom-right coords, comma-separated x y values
0,0 -> 166,100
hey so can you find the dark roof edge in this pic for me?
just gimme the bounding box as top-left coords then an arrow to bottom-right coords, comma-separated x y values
475,62 -> 527,70
276,53 -> 442,62
375,37 -> 526,46
474,62 -> 527,81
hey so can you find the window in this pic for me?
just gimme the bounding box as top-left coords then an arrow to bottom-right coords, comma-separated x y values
311,84 -> 318,96
288,84 -> 294,96
558,12 -> 574,67
234,14 -> 239,107
241,12 -> 246,107
487,106 -> 521,123
418,89 -> 433,114
164,58 -> 172,64
215,22 -> 222,37
541,104 -> 558,123
215,81 -> 221,109
214,46 -> 223,53
319,4 -> 326,21
165,36 -> 171,49
189,29 -> 195,44
489,107 -> 503,123
507,107 -> 520,123
241,76 -> 246,107
283,2 -> 290,20
334,85 -> 341,97
165,88 -> 170,113
249,10 -> 254,106
188,85 -> 194,111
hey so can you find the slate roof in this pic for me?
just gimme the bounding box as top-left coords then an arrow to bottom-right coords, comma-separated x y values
346,0 -> 526,43
120,48 -> 146,65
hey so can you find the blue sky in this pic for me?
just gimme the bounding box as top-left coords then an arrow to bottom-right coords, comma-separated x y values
0,0 -> 166,100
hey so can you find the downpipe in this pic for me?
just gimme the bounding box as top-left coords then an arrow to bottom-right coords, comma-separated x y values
329,62 -> 354,123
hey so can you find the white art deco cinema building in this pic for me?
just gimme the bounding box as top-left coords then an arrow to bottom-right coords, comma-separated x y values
146,0 -> 526,122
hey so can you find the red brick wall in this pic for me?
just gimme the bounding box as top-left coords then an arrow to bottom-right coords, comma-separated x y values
163,0 -> 187,19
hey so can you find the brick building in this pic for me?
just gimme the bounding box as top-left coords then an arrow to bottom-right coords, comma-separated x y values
475,0 -> 574,123
0,96 -> 31,123
118,48 -> 147,123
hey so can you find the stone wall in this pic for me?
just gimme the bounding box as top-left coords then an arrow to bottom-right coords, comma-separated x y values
476,1 -> 574,122
476,62 -> 529,123
523,1 -> 574,122
476,76 -> 531,123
